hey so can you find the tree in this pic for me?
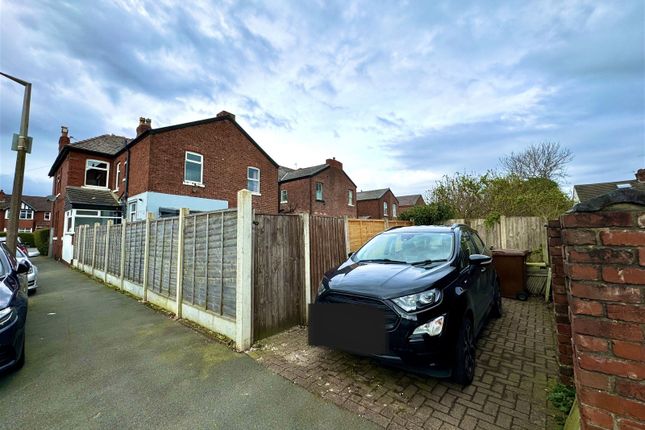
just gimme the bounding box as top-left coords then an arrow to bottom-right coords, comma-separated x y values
398,202 -> 455,225
499,142 -> 573,181
428,172 -> 492,219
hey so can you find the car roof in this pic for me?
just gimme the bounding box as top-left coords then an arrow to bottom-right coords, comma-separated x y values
382,225 -> 464,234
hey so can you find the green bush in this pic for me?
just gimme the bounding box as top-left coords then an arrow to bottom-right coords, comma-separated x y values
398,202 -> 455,225
548,383 -> 576,427
0,232 -> 5,237
17,232 -> 35,247
33,228 -> 50,256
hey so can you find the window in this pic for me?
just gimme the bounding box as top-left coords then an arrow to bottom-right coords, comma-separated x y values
123,161 -> 127,182
18,227 -> 32,233
115,162 -> 121,191
247,167 -> 260,194
460,231 -> 478,269
44,212 -> 51,221
392,204 -> 397,218
315,182 -> 323,201
128,201 -> 137,221
19,209 -> 33,220
280,190 -> 288,203
348,190 -> 354,206
184,152 -> 203,185
383,201 -> 388,216
85,159 -> 109,187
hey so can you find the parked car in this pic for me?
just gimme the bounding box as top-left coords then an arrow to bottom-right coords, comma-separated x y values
0,236 -> 28,256
310,224 -> 502,385
16,248 -> 38,294
0,241 -> 29,372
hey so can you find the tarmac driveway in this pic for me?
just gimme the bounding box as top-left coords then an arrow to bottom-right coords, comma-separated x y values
0,258 -> 376,430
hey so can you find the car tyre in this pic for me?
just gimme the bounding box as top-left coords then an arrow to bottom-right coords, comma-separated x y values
491,282 -> 502,318
453,317 -> 475,386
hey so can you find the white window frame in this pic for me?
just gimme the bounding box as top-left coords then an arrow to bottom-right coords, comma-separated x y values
128,201 -> 137,222
84,159 -> 110,188
315,182 -> 324,201
348,190 -> 354,206
392,203 -> 397,218
115,162 -> 121,191
123,161 -> 127,182
64,209 -> 121,234
383,201 -> 388,216
18,227 -> 32,233
44,211 -> 51,221
247,167 -> 261,195
280,189 -> 288,203
183,151 -> 204,186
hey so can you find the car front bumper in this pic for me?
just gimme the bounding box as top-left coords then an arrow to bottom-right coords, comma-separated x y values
0,309 -> 25,372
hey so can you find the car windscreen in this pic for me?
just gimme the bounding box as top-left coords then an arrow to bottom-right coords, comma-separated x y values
353,231 -> 455,264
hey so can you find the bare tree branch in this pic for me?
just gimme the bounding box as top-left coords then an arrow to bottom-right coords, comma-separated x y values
500,142 -> 573,181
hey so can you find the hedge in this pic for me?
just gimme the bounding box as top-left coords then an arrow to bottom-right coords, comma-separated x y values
18,232 -> 35,247
33,229 -> 50,256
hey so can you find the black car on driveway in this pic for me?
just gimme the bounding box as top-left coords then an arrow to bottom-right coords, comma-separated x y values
0,242 -> 29,372
310,224 -> 502,385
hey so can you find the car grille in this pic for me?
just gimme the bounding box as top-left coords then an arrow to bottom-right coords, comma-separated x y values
28,280 -> 35,286
320,293 -> 400,331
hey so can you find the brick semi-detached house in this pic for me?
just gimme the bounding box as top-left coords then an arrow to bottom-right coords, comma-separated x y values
356,188 -> 400,219
48,111 -> 279,261
278,158 -> 357,217
0,190 -> 52,233
396,194 -> 425,213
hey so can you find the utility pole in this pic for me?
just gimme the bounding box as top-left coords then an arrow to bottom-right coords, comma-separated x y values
1,72 -> 32,259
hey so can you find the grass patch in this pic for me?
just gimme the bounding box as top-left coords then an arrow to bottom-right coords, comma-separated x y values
548,383 -> 576,427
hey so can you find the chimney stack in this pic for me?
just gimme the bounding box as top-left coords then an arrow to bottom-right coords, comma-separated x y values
216,110 -> 235,121
136,117 -> 152,136
326,157 -> 343,170
58,126 -> 70,151
636,168 -> 645,183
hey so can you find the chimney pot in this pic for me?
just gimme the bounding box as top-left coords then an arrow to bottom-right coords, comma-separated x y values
326,158 -> 343,170
58,125 -> 71,151
636,168 -> 645,183
137,117 -> 152,136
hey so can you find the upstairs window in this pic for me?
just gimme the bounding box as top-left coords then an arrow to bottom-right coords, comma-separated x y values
383,201 -> 388,216
115,162 -> 121,191
44,212 -> 51,221
247,167 -> 260,194
392,204 -> 397,218
19,209 -> 33,220
184,152 -> 203,185
85,160 -> 109,188
280,190 -> 288,203
315,182 -> 324,201
348,190 -> 354,206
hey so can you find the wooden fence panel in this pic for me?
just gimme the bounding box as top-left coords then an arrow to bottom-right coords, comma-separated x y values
73,226 -> 81,262
309,215 -> 346,301
107,224 -> 122,276
253,214 -> 304,341
347,219 -> 413,251
124,221 -> 146,284
83,226 -> 94,264
95,225 -> 107,271
147,217 -> 178,297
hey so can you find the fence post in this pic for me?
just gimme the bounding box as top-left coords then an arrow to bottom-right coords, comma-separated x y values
343,216 -> 351,255
302,213 -> 311,322
104,220 -> 112,282
142,212 -> 154,303
499,216 -> 508,249
235,189 -> 253,351
91,223 -> 98,276
119,218 -> 127,290
175,208 -> 188,318
384,218 -> 389,230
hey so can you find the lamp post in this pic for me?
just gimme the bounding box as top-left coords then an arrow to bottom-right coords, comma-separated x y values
1,72 -> 32,259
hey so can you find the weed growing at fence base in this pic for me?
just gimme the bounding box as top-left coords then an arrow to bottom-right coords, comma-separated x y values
548,383 -> 576,427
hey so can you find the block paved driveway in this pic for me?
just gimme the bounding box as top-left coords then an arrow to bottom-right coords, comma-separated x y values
250,298 -> 559,429
0,258 -> 376,430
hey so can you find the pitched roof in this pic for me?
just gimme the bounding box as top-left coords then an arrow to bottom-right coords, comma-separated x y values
357,188 -> 390,201
0,194 -> 51,211
48,134 -> 130,176
279,164 -> 328,182
278,166 -> 295,180
64,186 -> 121,210
396,194 -> 424,206
574,179 -> 645,203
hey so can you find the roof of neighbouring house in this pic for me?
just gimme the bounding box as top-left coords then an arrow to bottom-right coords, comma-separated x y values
357,188 -> 391,201
64,186 -> 121,210
0,194 -> 51,212
396,194 -> 424,206
574,179 -> 645,203
279,164 -> 328,182
48,134 -> 130,176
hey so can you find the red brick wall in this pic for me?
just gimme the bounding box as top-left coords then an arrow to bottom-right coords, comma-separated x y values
145,119 -> 278,214
560,208 -> 645,429
399,196 -> 425,213
279,165 -> 357,217
356,190 -> 400,219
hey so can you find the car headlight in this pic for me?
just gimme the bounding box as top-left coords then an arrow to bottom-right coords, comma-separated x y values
317,281 -> 328,296
412,315 -> 445,336
28,265 -> 34,274
392,289 -> 442,312
0,307 -> 14,326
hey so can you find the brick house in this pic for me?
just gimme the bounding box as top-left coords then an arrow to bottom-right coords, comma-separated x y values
396,194 -> 425,213
356,188 -> 399,219
0,190 -> 52,233
48,111 -> 279,261
278,158 -> 357,217
573,168 -> 645,203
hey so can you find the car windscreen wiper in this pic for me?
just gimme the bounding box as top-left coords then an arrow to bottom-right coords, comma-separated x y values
356,258 -> 407,264
410,258 -> 448,266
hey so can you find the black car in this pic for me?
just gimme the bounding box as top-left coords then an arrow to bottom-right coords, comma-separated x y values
0,242 -> 29,372
310,224 -> 502,385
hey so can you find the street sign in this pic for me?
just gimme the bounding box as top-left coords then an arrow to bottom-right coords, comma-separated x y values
11,133 -> 32,153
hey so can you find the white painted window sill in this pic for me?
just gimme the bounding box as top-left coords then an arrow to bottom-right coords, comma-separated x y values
183,181 -> 205,188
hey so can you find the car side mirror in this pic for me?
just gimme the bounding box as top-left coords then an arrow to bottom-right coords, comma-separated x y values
17,261 -> 30,274
469,254 -> 492,266
347,252 -> 354,258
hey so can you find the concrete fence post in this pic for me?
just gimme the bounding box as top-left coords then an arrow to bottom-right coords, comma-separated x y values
343,216 -> 351,255
175,208 -> 189,318
142,212 -> 154,303
91,222 -> 99,276
104,220 -> 112,282
235,189 -> 253,351
301,213 -> 311,322
119,218 -> 127,290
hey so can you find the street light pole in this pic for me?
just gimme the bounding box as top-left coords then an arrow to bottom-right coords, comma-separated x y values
1,72 -> 32,259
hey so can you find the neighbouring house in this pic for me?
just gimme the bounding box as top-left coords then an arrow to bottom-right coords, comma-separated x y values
278,158 -> 357,217
0,190 -> 52,233
356,188 -> 399,219
573,168 -> 645,203
396,194 -> 425,213
48,111 -> 279,262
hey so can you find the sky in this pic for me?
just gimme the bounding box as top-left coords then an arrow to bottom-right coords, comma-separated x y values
1,0 -> 643,198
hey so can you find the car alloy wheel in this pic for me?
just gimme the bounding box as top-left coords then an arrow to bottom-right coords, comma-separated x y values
463,320 -> 475,380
